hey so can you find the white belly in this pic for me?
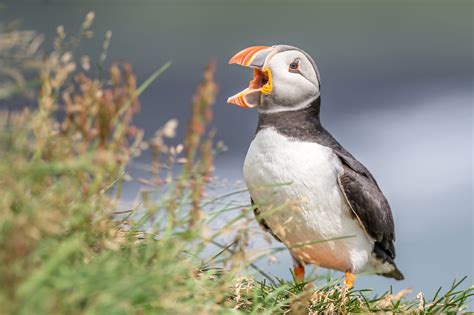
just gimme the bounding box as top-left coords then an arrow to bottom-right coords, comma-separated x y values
243,128 -> 373,273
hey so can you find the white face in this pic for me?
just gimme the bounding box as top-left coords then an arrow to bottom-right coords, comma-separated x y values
260,49 -> 320,113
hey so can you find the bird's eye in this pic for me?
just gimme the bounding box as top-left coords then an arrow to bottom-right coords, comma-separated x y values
289,60 -> 299,72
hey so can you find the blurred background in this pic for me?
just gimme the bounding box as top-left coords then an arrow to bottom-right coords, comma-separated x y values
1,0 -> 472,297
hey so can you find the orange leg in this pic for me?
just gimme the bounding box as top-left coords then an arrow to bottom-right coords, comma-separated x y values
344,271 -> 356,289
294,265 -> 305,283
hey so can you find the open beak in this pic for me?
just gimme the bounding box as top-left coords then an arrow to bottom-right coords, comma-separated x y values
227,46 -> 273,108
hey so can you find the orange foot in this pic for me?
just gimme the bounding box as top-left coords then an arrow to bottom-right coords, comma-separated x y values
294,265 -> 305,283
344,271 -> 356,289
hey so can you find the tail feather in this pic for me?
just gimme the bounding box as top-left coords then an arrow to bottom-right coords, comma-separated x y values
379,265 -> 404,280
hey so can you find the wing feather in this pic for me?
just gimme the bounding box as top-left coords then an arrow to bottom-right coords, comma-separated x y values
313,127 -> 398,262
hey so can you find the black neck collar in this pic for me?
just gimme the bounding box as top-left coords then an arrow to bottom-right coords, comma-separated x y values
256,97 -> 322,137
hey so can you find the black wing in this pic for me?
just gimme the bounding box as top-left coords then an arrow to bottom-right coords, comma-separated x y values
315,128 -> 403,279
336,155 -> 395,258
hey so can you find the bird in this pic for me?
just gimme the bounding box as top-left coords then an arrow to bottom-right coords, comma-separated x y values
227,45 -> 404,288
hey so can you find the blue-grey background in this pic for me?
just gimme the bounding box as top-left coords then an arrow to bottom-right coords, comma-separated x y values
2,0 -> 472,298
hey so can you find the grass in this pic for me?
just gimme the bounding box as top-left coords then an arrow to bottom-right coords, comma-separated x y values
0,13 -> 472,315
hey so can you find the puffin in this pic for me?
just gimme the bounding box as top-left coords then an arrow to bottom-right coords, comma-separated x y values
227,45 -> 404,288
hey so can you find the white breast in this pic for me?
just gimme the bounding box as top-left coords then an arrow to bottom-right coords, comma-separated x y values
243,128 -> 373,273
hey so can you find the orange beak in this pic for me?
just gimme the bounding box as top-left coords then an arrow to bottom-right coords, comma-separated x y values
227,46 -> 273,108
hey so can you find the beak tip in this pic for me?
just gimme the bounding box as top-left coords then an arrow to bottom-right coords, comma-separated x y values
227,95 -> 246,107
226,96 -> 237,105
228,57 -> 239,65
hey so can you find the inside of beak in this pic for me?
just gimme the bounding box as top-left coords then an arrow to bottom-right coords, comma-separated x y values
227,67 -> 272,108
